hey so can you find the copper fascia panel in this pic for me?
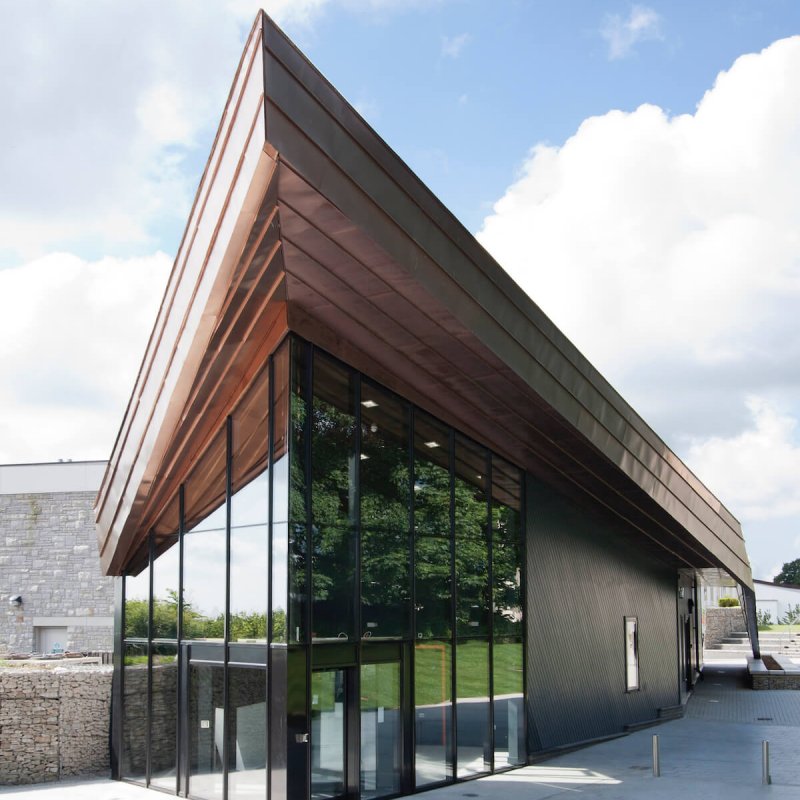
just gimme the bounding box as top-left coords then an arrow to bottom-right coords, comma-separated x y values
95,19 -> 277,574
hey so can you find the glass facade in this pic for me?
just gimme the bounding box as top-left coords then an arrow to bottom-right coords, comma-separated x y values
119,335 -> 525,799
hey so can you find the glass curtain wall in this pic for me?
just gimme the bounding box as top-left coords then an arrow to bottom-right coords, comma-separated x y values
289,338 -> 525,794
120,351 -> 277,798
119,334 -> 524,798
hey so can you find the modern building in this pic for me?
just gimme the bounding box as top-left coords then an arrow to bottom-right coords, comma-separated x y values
0,460 -> 112,655
95,12 -> 758,800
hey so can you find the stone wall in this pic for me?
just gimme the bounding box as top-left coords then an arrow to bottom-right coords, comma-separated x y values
0,491 -> 114,654
0,666 -> 111,784
705,606 -> 746,648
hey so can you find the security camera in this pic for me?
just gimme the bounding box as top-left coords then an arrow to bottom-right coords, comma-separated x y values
9,595 -> 22,607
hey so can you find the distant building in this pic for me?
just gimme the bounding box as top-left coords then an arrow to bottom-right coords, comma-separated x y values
0,460 -> 113,654
755,579 -> 800,624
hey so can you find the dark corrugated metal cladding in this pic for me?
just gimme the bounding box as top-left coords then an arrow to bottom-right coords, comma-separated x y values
525,473 -> 680,753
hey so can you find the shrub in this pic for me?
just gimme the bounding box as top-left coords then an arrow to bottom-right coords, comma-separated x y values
756,609 -> 773,628
718,597 -> 740,607
781,604 -> 800,626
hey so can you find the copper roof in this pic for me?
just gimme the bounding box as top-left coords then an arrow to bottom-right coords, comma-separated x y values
95,12 -> 752,590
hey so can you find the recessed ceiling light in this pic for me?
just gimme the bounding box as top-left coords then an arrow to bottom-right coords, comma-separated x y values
424,441 -> 440,448
361,400 -> 378,408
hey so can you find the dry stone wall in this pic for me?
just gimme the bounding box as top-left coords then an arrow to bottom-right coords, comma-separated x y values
0,666 -> 111,784
704,606 -> 746,648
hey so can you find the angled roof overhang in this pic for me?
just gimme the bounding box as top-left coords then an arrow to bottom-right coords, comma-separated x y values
95,12 -> 753,592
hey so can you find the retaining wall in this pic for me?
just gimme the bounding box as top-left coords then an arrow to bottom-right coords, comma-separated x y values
705,606 -> 746,648
0,666 -> 111,784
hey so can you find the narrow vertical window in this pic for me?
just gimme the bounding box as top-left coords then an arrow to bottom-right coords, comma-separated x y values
625,616 -> 639,691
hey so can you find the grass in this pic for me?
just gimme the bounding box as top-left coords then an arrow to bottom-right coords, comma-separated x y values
758,623 -> 800,633
310,640 -> 523,711
414,640 -> 522,707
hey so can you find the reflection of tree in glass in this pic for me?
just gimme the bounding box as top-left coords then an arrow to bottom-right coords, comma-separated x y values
124,590 -> 286,641
492,503 -> 522,636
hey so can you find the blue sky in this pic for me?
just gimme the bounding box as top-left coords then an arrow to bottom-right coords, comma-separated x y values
1,0 -> 799,583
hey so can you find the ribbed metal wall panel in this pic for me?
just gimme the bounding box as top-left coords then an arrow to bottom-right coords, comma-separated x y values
525,474 -> 679,753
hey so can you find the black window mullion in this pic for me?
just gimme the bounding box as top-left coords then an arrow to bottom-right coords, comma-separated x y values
353,369 -> 362,799
146,530 -> 154,787
486,452 -> 494,773
520,469 -> 528,762
222,415 -> 233,800
304,341 -> 314,792
176,484 -> 185,796
448,428 -> 457,781
266,353 -> 274,800
407,403 -> 416,794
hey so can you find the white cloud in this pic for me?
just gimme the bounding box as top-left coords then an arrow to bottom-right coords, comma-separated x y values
0,2 -> 253,262
441,33 -> 471,59
0,252 -> 170,462
601,5 -> 664,60
477,36 -> 800,453
685,398 -> 800,522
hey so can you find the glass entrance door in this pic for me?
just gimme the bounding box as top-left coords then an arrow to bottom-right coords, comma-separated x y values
311,668 -> 347,800
360,660 -> 402,799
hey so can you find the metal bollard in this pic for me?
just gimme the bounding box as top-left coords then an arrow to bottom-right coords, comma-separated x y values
762,740 -> 771,785
652,734 -> 660,777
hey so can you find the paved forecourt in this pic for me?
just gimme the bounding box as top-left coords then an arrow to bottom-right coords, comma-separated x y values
3,661 -> 800,800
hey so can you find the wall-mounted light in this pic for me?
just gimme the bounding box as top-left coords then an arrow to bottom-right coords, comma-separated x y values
9,595 -> 22,607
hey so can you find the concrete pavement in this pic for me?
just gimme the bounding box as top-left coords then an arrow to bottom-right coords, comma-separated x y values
2,659 -> 799,799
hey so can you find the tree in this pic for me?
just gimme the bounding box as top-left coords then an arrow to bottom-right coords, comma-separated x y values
774,559 -> 800,585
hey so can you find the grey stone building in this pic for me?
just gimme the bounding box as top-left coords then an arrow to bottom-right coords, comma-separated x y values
0,460 -> 113,654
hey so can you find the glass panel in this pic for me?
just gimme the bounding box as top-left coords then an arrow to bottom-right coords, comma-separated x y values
272,340 -> 291,642
272,522 -> 288,643
230,471 -> 268,642
414,413 -> 452,640
289,339 -> 308,643
455,436 -> 489,639
415,640 -> 452,786
273,339 -> 291,525
311,668 -> 346,800
227,666 -> 267,800
360,660 -> 401,799
150,643 -> 179,790
361,385 -> 411,640
625,617 -> 639,691
456,639 -> 490,777
121,642 -> 148,781
189,663 -> 225,800
312,524 -> 356,641
183,504 -> 226,640
361,527 -> 410,639
124,559 -> 150,639
493,638 -> 525,768
492,454 -> 522,638
152,534 -> 179,640
311,353 -> 357,641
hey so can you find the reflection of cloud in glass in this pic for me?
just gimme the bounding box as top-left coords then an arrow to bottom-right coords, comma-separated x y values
273,455 -> 289,523
272,522 -> 288,614
183,525 -> 225,619
232,470 -> 269,528
231,525 -> 268,616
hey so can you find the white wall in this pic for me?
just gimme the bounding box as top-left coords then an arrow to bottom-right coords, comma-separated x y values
754,581 -> 800,623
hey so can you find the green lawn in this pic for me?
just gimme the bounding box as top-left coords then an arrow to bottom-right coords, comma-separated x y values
758,623 -> 800,633
414,640 -> 522,706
